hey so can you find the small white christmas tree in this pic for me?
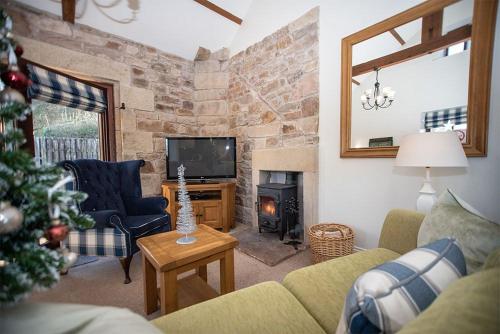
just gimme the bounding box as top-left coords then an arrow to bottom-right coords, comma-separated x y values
176,164 -> 197,244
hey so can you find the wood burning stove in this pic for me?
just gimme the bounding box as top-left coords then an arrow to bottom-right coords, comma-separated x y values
256,183 -> 299,240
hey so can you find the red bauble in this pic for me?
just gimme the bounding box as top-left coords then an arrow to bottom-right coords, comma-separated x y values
1,70 -> 31,91
14,45 -> 23,57
47,225 -> 69,242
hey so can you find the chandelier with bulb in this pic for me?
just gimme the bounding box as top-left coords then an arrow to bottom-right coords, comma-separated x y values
360,67 -> 395,110
51,0 -> 139,24
91,0 -> 139,24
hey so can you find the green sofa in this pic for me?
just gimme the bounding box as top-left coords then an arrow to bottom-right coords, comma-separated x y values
152,209 -> 500,334
3,209 -> 497,334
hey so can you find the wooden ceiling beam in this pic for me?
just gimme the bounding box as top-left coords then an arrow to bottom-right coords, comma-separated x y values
421,9 -> 443,42
61,0 -> 75,24
351,78 -> 360,85
389,28 -> 405,45
194,0 -> 242,25
352,24 -> 471,77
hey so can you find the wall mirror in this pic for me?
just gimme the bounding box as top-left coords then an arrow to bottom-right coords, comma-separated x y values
340,0 -> 497,157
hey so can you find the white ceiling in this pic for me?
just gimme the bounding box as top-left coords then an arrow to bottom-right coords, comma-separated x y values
16,0 -> 254,60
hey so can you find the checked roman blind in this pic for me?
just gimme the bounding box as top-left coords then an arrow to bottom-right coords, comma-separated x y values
27,63 -> 107,113
424,106 -> 467,130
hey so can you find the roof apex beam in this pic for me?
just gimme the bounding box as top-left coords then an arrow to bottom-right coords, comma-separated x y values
352,24 -> 471,77
389,28 -> 405,45
194,0 -> 243,25
61,0 -> 75,24
422,9 -> 443,42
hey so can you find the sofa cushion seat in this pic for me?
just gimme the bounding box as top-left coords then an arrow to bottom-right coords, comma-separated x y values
151,281 -> 327,334
125,215 -> 170,238
399,267 -> 500,334
282,248 -> 400,334
483,247 -> 500,270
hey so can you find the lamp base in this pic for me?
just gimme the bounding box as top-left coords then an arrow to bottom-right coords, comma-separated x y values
416,168 -> 437,213
176,235 -> 197,245
416,190 -> 437,213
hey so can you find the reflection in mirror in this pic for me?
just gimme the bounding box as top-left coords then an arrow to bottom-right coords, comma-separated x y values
350,0 -> 473,148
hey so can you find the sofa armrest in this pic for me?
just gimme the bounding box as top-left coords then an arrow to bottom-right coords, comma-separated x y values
86,210 -> 124,229
124,197 -> 168,216
378,209 -> 425,254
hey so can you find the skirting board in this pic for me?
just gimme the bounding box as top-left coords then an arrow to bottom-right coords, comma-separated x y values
353,246 -> 367,253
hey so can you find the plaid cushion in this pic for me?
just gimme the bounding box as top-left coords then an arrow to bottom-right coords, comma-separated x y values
65,227 -> 129,257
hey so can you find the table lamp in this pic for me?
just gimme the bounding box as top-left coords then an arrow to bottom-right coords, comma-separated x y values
395,132 -> 468,213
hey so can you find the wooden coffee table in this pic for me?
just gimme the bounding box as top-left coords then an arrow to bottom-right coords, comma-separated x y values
137,224 -> 238,315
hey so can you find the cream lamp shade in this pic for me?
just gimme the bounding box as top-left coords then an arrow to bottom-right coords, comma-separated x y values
395,132 -> 468,167
395,132 -> 468,213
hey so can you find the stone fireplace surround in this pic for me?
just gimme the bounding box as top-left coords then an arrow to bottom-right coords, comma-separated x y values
252,146 -> 318,244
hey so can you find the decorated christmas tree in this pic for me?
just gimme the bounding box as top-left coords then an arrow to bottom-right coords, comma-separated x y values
176,164 -> 197,244
0,9 -> 94,305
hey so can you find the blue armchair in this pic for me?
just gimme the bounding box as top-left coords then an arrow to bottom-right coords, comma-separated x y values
60,159 -> 171,284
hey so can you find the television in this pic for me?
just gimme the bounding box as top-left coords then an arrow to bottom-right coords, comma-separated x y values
166,137 -> 237,181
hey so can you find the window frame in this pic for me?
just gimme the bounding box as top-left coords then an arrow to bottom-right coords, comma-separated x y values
18,59 -> 116,162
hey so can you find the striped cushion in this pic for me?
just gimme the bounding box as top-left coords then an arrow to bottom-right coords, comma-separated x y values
337,238 -> 466,334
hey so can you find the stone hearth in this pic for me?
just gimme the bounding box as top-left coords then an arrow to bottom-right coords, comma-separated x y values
252,146 -> 318,244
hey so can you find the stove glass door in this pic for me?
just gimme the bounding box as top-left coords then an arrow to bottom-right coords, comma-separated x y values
259,196 -> 277,217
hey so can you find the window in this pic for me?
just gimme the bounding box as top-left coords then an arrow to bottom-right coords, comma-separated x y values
444,40 -> 471,57
18,60 -> 116,164
420,106 -> 468,143
32,100 -> 100,165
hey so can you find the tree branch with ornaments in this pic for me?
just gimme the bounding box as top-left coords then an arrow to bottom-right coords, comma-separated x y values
0,9 -> 94,305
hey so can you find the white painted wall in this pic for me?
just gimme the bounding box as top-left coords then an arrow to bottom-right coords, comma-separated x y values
230,0 -> 500,249
351,50 -> 470,147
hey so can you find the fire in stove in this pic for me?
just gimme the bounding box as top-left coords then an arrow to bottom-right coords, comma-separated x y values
260,196 -> 276,216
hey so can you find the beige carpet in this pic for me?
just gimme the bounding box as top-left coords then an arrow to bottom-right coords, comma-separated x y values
29,248 -> 312,320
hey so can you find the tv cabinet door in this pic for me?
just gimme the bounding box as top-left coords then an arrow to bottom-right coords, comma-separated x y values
197,201 -> 222,229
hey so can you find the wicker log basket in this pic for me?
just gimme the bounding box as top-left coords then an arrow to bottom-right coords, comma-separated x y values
308,223 -> 354,263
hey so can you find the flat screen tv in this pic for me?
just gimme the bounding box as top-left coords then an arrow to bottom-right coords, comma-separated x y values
166,137 -> 237,181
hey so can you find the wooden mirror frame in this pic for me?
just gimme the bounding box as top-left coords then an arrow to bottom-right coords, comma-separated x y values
340,0 -> 498,158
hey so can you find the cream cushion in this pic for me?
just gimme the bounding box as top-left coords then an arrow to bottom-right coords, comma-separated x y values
418,189 -> 500,273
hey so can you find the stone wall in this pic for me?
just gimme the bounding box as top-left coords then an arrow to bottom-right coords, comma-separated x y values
5,1 -> 195,196
227,8 -> 319,225
193,47 -> 230,136
5,2 -> 319,226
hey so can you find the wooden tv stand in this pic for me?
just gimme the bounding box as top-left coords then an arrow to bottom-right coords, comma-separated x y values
162,181 -> 235,233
